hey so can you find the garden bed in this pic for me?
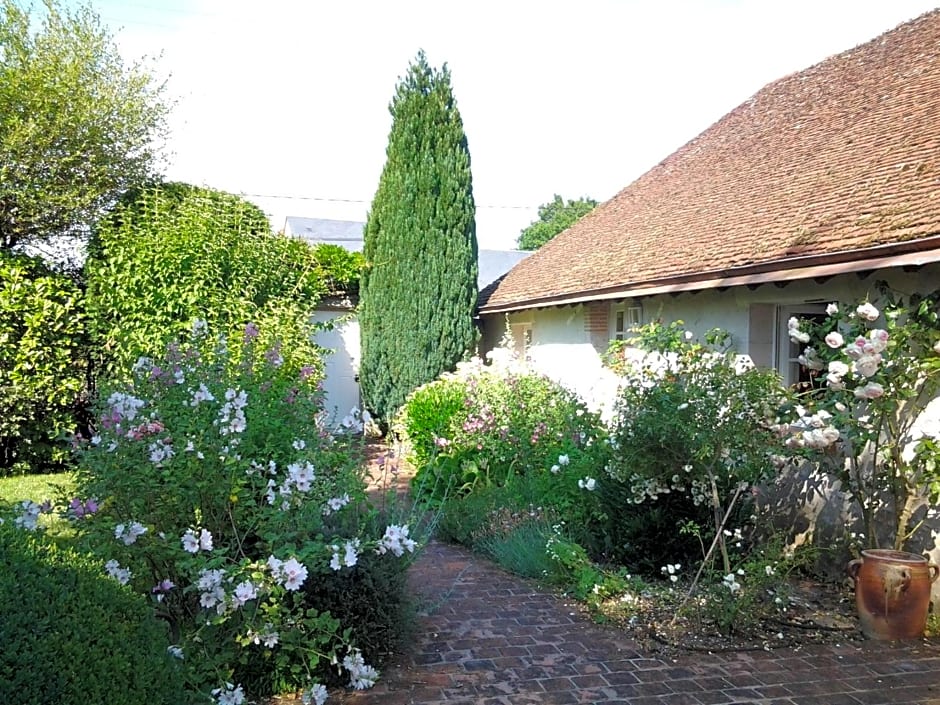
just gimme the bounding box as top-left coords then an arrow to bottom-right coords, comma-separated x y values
592,574 -> 864,655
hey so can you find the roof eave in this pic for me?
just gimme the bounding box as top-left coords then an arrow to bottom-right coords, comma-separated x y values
478,236 -> 940,315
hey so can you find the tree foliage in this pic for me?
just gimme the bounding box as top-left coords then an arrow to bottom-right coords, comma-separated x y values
359,50 -> 478,424
0,251 -> 86,474
85,183 -> 326,379
517,194 -> 598,250
0,0 -> 168,251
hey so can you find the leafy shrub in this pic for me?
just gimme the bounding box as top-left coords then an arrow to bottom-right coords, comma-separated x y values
310,243 -> 365,296
84,182 -> 327,381
397,353 -> 604,502
0,252 -> 87,474
604,321 -> 789,577
66,321 -> 424,702
0,522 -> 190,705
304,542 -> 414,683
598,479 -> 714,573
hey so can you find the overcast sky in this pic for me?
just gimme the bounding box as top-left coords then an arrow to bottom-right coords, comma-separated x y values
75,0 -> 940,249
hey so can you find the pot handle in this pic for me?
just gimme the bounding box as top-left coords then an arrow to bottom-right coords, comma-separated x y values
847,558 -> 862,582
929,563 -> 940,584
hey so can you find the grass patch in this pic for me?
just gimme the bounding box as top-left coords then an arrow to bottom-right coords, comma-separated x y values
477,519 -> 555,580
0,472 -> 74,506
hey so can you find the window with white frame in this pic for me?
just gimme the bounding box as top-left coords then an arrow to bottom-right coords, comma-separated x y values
611,305 -> 642,341
775,304 -> 827,389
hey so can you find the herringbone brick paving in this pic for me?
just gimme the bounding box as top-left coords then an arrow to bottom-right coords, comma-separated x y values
335,541 -> 940,705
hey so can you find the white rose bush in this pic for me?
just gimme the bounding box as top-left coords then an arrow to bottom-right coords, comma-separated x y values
61,321 -> 422,703
780,288 -> 940,550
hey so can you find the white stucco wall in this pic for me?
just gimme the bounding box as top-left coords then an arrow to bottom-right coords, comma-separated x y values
488,263 -> 940,412
311,310 -> 360,424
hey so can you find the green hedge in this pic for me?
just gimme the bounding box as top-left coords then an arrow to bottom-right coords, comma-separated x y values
0,523 -> 190,705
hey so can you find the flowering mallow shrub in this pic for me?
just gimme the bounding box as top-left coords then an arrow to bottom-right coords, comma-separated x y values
779,289 -> 940,551
67,321 -> 421,703
396,348 -> 605,502
605,321 -> 789,574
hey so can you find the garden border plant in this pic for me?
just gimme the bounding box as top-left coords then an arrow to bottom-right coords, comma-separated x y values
8,320 -> 428,705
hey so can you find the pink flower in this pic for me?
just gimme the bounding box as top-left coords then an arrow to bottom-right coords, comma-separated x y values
824,332 -> 844,349
854,382 -> 885,400
856,302 -> 880,321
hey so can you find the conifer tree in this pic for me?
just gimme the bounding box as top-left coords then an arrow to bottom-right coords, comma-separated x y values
359,51 -> 478,424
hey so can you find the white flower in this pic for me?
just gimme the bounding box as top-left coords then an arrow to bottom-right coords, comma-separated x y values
104,559 -> 132,585
578,477 -> 597,491
343,650 -> 378,690
828,360 -> 849,377
148,439 -> 174,465
323,493 -> 351,515
723,573 -> 741,594
190,383 -> 215,406
190,318 -> 209,338
211,683 -> 245,705
197,569 -> 226,611
557,454 -> 570,466
14,500 -> 42,531
287,461 -> 316,493
934,340 -> 940,355
550,464 -> 560,474
826,303 -> 839,316
292,439 -> 306,450
167,645 -> 184,659
107,392 -> 146,422
765,565 -> 776,576
301,683 -> 328,705
377,524 -> 417,557
231,581 -> 258,608
115,521 -> 147,545
181,530 -> 199,553
271,553 -> 311,590
856,302 -> 880,321
199,528 -> 214,551
660,563 -> 681,582
824,332 -> 844,348
853,354 -> 881,378
330,540 -> 360,570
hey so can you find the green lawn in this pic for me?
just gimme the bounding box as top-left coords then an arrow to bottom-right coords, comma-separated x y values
0,472 -> 75,508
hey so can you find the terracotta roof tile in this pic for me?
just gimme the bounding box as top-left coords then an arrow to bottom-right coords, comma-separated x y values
481,10 -> 940,313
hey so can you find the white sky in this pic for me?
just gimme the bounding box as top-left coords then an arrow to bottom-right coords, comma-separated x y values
78,0 -> 940,249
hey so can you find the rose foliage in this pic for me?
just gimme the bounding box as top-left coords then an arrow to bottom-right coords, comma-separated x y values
780,288 -> 940,551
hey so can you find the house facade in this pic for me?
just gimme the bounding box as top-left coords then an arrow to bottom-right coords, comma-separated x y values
478,10 -> 940,404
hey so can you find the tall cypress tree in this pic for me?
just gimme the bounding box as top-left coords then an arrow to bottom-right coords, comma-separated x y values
359,51 -> 478,424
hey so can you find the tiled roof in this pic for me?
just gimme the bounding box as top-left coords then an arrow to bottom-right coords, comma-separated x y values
481,10 -> 940,313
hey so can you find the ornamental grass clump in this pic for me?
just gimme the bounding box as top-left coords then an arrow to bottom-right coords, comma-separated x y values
779,287 -> 940,551
40,320 -> 426,704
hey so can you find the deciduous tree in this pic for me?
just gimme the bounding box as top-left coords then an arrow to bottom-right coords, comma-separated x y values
517,194 -> 597,250
0,0 -> 168,252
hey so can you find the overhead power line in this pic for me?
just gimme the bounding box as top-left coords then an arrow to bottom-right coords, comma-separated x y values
238,192 -> 536,210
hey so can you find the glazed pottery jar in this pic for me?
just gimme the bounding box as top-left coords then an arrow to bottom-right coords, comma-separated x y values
848,549 -> 939,639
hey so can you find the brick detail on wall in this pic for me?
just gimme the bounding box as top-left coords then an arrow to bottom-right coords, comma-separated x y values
584,301 -> 610,353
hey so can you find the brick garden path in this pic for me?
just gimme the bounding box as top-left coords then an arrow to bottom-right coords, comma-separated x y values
329,539 -> 940,705
318,444 -> 940,704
